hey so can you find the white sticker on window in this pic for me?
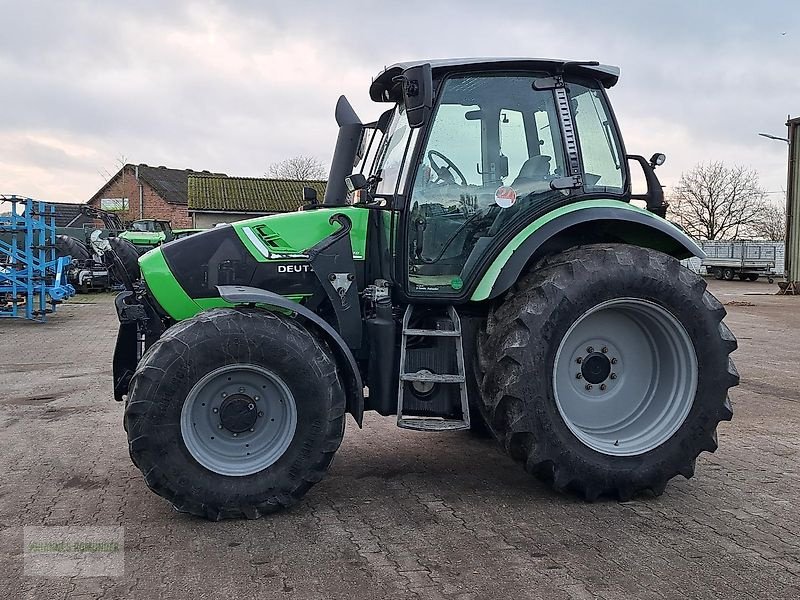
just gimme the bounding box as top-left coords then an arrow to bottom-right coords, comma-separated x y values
495,186 -> 517,208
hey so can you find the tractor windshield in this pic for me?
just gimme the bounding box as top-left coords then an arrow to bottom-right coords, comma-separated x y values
406,74 -> 570,294
131,221 -> 155,232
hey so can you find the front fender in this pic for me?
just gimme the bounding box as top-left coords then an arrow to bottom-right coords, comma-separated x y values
471,201 -> 704,301
217,285 -> 364,427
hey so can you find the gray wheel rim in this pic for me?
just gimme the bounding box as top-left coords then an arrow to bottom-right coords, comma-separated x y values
553,298 -> 698,456
180,364 -> 297,476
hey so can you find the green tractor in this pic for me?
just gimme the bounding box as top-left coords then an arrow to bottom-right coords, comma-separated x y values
113,58 -> 737,520
118,218 -> 175,253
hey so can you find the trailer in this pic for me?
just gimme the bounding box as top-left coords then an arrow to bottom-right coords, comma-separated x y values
701,240 -> 777,283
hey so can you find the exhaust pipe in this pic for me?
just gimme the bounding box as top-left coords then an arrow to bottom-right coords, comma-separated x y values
323,96 -> 363,207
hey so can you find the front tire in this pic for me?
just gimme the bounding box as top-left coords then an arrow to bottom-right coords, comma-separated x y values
477,244 -> 737,500
124,307 -> 346,520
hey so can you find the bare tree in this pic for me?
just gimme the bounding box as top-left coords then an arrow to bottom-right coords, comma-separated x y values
751,200 -> 787,240
267,155 -> 327,180
670,162 -> 767,240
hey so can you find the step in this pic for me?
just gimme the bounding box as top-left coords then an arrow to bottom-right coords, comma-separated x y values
402,328 -> 460,337
397,417 -> 470,431
400,372 -> 465,384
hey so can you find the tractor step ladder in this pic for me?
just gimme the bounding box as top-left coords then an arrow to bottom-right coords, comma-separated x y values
397,305 -> 470,431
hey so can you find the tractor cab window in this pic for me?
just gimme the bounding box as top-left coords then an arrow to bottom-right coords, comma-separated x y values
406,74 -> 567,295
131,221 -> 154,232
374,105 -> 416,196
569,83 -> 624,193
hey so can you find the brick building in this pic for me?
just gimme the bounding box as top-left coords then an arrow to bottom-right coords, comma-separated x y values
87,164 -> 225,228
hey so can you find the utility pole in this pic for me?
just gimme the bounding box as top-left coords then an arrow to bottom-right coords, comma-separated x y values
784,117 -> 800,294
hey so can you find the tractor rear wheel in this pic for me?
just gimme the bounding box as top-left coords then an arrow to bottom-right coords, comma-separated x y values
55,235 -> 90,261
124,307 -> 346,520
476,244 -> 737,500
108,237 -> 140,284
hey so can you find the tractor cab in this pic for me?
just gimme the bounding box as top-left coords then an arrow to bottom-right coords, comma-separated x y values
329,59 -> 664,300
119,218 -> 175,253
129,219 -> 173,236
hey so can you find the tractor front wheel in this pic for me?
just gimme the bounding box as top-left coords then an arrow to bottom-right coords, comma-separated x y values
124,307 -> 346,520
477,244 -> 737,500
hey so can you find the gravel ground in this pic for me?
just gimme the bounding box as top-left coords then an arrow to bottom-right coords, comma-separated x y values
0,279 -> 798,600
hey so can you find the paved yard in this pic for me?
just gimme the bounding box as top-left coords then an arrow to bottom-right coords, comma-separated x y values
0,280 -> 798,599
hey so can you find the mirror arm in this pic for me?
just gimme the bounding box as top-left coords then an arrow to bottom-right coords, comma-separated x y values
627,154 -> 668,217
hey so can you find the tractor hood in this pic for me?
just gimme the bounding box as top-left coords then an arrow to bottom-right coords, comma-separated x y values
139,207 -> 368,321
119,230 -> 165,246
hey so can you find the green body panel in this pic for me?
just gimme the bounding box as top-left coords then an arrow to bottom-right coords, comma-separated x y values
231,207 -> 369,262
470,200 -> 682,301
141,246 -> 314,320
140,206 -> 369,321
119,230 -> 165,246
139,249 -> 199,320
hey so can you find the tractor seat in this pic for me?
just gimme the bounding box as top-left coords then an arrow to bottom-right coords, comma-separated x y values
512,155 -> 552,188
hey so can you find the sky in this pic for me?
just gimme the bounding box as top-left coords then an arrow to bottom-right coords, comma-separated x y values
0,0 -> 797,205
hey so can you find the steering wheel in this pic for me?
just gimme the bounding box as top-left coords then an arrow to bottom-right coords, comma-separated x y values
427,150 -> 468,186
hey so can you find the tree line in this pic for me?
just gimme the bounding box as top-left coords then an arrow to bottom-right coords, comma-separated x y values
670,162 -> 785,241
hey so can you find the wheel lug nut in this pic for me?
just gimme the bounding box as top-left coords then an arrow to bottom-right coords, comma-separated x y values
602,346 -> 609,354
576,357 -> 583,364
213,407 -> 219,413
600,384 -> 607,391
586,346 -> 594,353
222,392 -> 227,398
218,424 -> 223,429
258,411 -> 264,417
239,387 -> 245,393
611,358 -> 618,364
254,396 -> 259,401
585,384 -> 593,390
249,428 -> 254,432
576,373 -> 583,379
233,433 -> 238,437
610,373 -> 617,379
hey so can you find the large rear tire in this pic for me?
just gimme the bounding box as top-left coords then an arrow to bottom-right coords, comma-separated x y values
55,235 -> 90,261
108,237 -> 140,284
476,244 -> 737,500
124,307 -> 346,520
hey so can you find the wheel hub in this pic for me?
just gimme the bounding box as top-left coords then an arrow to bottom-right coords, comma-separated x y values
219,394 -> 258,433
581,353 -> 611,384
180,364 -> 297,476
553,298 -> 698,456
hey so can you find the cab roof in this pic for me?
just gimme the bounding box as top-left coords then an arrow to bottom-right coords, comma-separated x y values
369,57 -> 620,102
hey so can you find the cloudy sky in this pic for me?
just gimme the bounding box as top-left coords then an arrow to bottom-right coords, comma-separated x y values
0,1 -> 797,204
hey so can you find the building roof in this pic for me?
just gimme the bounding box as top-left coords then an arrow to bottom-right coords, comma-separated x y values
88,164 -> 226,206
51,202 -> 92,227
370,57 -> 620,101
188,176 -> 326,214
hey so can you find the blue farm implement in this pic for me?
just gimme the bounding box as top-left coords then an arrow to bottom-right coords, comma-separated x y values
1,195 -> 75,321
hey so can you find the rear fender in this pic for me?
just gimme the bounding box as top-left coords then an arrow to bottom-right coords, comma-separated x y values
472,204 -> 704,301
217,285 -> 364,427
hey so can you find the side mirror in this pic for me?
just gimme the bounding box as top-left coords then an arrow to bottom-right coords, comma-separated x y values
302,186 -> 319,204
401,63 -> 433,129
649,153 -> 666,169
344,173 -> 368,193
